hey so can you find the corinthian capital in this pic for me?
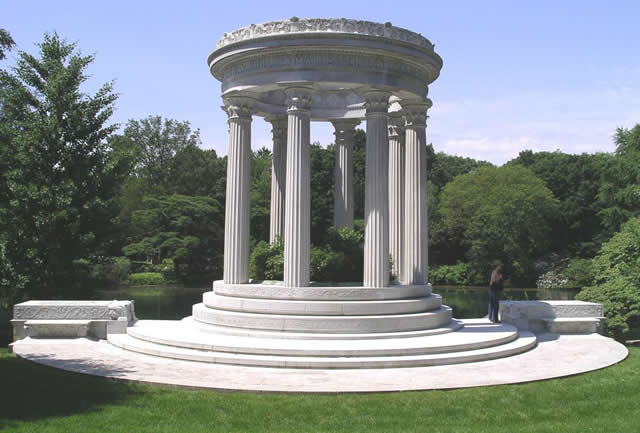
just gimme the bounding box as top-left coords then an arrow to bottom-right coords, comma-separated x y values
284,87 -> 313,113
265,115 -> 288,142
223,95 -> 255,120
363,90 -> 391,115
387,112 -> 405,139
402,98 -> 432,128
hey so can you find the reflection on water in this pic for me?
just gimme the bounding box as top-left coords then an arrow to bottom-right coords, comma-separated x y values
95,285 -> 580,321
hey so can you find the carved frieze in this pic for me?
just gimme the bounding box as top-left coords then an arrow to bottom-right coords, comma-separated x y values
217,18 -> 435,50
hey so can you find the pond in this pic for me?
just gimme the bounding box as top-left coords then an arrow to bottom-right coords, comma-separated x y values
94,285 -> 580,322
1,285 -> 579,347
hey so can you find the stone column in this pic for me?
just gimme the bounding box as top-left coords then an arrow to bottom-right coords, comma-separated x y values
363,91 -> 391,288
283,88 -> 312,287
403,99 -> 431,285
267,116 -> 287,243
388,112 -> 406,283
222,96 -> 254,284
332,119 -> 360,229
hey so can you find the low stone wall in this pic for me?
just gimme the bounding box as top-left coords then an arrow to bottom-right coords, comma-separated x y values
500,300 -> 604,334
12,300 -> 135,341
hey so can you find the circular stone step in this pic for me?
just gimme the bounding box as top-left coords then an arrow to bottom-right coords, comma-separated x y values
126,320 -> 519,357
192,303 -> 452,333
108,328 -> 538,369
212,280 -> 431,300
181,316 -> 463,340
203,292 -> 442,316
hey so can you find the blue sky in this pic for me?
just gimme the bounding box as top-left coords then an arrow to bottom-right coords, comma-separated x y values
4,0 -> 640,164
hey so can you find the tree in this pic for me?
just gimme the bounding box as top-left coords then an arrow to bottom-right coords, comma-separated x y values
122,195 -> 223,282
595,147 -> 640,239
0,28 -> 15,60
428,152 -> 493,264
310,143 -> 335,245
438,165 -> 560,285
0,33 -> 125,302
250,148 -> 271,243
577,217 -> 640,339
122,116 -> 201,193
508,150 -> 607,256
614,124 -> 640,156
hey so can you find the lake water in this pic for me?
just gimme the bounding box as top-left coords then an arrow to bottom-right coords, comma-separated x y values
95,285 -> 579,321
1,285 -> 579,347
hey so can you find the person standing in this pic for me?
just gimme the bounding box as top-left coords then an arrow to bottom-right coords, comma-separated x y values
488,263 -> 504,323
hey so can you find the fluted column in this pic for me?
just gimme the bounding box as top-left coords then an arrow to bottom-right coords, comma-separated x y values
363,91 -> 391,287
332,119 -> 360,229
222,96 -> 254,284
403,99 -> 431,285
388,112 -> 406,283
267,116 -> 287,243
284,88 -> 312,287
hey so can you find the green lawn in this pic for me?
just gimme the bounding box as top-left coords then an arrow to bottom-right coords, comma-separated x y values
0,347 -> 638,433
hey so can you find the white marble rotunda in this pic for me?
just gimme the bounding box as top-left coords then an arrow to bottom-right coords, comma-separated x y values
105,18 -> 538,368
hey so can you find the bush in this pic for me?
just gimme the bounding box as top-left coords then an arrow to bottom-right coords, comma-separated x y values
577,217 -> 640,339
89,256 -> 131,288
128,272 -> 166,286
310,247 -> 344,281
249,229 -> 365,283
249,238 -> 284,280
430,262 -> 485,286
564,258 -> 594,288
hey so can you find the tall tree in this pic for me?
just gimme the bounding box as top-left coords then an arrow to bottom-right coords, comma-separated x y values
0,33 -> 125,302
614,124 -> 640,156
0,28 -> 15,60
508,150 -> 607,256
122,116 -> 201,193
439,165 -> 560,284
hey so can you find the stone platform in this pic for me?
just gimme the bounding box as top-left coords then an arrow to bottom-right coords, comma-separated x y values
10,329 -> 628,392
107,318 -> 536,368
96,283 -> 538,368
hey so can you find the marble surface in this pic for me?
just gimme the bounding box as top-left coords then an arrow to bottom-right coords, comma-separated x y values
10,327 -> 627,393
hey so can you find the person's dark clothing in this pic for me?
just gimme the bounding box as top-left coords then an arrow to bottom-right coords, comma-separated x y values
488,270 -> 503,322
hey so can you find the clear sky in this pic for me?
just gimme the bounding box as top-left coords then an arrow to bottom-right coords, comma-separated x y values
4,0 -> 640,164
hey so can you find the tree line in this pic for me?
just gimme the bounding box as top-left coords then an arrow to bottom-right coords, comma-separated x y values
1,32 -> 639,338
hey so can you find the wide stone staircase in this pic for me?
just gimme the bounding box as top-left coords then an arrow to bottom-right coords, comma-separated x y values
108,281 -> 537,368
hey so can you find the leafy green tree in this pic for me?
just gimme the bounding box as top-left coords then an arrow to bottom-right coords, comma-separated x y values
250,148 -> 271,243
428,151 -> 491,191
614,124 -> 640,156
0,33 -> 125,303
508,150 -> 607,256
122,194 -> 223,283
310,143 -> 335,245
577,217 -> 640,339
428,152 -> 493,264
439,165 -> 560,285
0,28 -> 15,60
352,128 -> 366,220
595,149 -> 640,239
122,116 -> 201,193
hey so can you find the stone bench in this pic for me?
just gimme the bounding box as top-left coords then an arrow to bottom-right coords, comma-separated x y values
499,300 -> 605,334
11,300 -> 136,341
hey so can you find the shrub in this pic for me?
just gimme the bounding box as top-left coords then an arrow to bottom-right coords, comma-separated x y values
430,262 -> 485,286
310,247 -> 344,281
89,256 -> 131,288
577,217 -> 640,339
249,238 -> 284,280
564,258 -> 594,288
128,272 -> 166,286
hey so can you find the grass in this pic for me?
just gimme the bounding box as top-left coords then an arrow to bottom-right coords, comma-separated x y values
0,347 -> 638,433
